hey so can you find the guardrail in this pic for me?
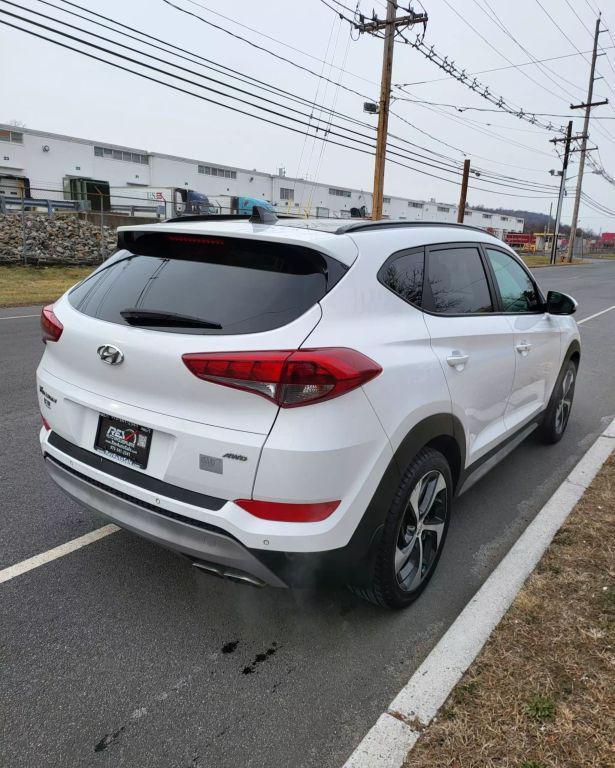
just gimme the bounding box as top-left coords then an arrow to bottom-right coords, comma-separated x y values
110,203 -> 165,217
0,197 -> 88,214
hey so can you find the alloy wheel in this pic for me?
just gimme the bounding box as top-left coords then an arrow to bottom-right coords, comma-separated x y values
555,366 -> 575,435
395,470 -> 448,592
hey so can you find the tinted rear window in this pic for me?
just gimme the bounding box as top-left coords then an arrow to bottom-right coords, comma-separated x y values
425,246 -> 493,314
68,233 -> 341,334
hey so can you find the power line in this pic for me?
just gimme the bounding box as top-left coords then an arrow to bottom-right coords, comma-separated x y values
29,0 -> 370,132
8,1 -> 475,177
391,94 -> 615,120
160,0 -> 373,102
472,0 -> 586,97
438,0 -> 577,105
0,11 -> 558,199
395,45 -> 615,87
40,0 -> 561,184
392,31 -> 569,132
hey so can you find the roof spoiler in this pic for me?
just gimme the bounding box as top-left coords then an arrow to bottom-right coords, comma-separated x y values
249,205 -> 278,224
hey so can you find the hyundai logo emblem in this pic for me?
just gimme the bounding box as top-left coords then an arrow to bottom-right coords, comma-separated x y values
97,344 -> 124,365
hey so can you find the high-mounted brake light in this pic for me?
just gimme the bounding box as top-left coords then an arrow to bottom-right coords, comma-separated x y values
235,498 -> 340,523
41,304 -> 63,343
182,348 -> 382,407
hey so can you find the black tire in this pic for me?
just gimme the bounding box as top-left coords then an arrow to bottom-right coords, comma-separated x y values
538,358 -> 577,445
350,447 -> 452,609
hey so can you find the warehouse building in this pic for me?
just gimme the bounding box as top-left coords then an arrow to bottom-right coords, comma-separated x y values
0,124 -> 524,233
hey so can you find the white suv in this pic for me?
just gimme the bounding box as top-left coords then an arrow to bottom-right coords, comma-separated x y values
37,214 -> 580,608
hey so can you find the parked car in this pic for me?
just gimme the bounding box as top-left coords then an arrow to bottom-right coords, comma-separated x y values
37,215 -> 580,608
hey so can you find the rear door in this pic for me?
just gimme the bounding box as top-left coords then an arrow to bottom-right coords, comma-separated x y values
482,246 -> 561,429
421,243 -> 516,464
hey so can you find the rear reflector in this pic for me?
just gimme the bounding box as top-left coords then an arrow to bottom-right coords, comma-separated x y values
182,348 -> 381,407
41,305 -> 63,343
235,499 -> 340,522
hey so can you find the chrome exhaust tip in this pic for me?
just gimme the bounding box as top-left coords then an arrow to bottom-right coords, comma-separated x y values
192,560 -> 265,588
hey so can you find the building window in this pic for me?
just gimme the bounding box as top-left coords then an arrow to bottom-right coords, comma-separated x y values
279,187 -> 294,201
501,216 -> 508,221
465,211 -> 472,217
329,188 -> 351,198
482,213 -> 492,219
517,218 -> 523,224
437,206 -> 449,213
408,201 -> 423,208
94,145 -> 148,164
0,130 -> 23,143
198,165 -> 236,179
383,196 -> 391,204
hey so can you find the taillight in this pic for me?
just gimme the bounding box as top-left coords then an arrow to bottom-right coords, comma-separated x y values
235,499 -> 340,522
41,414 -> 51,431
182,348 -> 381,407
41,305 -> 63,343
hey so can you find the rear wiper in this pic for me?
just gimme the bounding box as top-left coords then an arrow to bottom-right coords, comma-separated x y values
120,308 -> 222,329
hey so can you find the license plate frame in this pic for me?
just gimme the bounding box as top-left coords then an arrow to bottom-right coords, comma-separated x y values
94,414 -> 153,470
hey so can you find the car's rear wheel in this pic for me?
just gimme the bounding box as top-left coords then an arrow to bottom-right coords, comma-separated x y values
350,447 -> 452,609
538,358 -> 577,444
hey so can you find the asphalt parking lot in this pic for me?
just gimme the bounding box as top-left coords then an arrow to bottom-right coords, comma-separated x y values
2,260 -> 615,768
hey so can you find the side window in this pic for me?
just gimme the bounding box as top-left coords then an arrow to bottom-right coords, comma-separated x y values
378,248 -> 424,306
485,248 -> 541,313
426,246 -> 493,314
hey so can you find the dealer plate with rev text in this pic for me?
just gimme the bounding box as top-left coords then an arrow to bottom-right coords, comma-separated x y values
95,414 -> 153,469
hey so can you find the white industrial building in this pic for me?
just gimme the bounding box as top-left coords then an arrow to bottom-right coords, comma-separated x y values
0,124 -> 524,233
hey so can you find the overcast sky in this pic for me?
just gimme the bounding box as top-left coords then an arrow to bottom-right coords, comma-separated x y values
2,0 -> 615,231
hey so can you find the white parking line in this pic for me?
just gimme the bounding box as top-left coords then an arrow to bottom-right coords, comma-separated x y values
343,417 -> 615,768
0,524 -> 120,585
0,313 -> 39,320
577,304 -> 615,325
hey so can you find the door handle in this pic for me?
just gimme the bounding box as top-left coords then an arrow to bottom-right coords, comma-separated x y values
446,351 -> 469,370
516,340 -> 532,355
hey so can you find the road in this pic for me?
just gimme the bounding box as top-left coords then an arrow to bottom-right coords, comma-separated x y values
2,261 -> 615,768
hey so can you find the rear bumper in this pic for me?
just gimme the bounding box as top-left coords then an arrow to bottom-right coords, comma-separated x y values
44,454 -> 287,588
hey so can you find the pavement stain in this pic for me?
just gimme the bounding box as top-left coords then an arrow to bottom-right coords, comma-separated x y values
94,726 -> 125,753
241,642 -> 278,675
221,640 -> 239,654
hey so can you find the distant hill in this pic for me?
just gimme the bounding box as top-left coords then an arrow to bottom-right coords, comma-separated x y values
469,204 -> 576,235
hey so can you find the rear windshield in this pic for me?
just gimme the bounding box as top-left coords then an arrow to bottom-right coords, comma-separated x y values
68,232 -> 343,334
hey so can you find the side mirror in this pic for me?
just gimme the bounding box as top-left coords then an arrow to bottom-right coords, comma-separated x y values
547,290 -> 577,315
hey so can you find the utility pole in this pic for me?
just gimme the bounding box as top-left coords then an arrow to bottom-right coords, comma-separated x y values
457,158 -> 471,223
544,201 -> 553,254
566,15 -> 608,262
549,121 -> 574,264
357,3 -> 428,220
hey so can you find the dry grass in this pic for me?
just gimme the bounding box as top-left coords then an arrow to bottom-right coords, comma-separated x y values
0,265 -> 92,307
405,454 -> 615,768
522,255 -> 583,268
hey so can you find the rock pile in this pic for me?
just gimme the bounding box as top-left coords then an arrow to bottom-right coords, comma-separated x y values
0,213 -> 117,265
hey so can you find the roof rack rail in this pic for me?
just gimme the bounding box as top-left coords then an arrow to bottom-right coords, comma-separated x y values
334,220 -> 499,236
162,208 -> 291,224
163,213 -> 252,224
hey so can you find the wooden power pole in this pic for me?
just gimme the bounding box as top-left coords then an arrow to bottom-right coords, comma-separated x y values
566,15 -> 608,262
357,2 -> 428,220
549,121 -> 575,264
457,159 -> 471,223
